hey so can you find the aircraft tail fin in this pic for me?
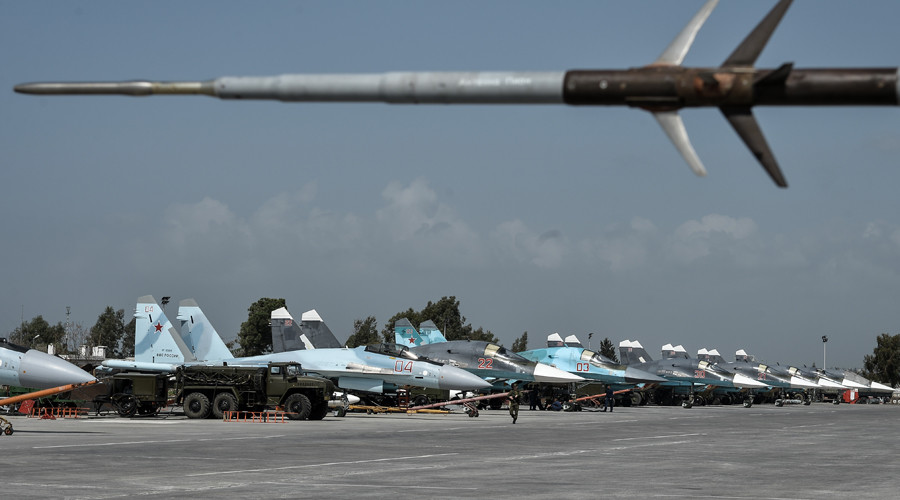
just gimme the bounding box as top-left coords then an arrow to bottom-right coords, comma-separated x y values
271,307 -> 315,352
299,310 -> 344,349
619,340 -> 652,365
662,344 -> 691,360
417,320 -> 447,344
705,348 -> 726,364
134,295 -> 196,365
176,299 -> 234,361
563,335 -> 583,348
394,318 -> 424,346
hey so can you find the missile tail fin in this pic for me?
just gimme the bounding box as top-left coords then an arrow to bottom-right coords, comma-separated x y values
723,0 -> 793,67
652,111 -> 708,177
721,107 -> 788,187
654,0 -> 719,66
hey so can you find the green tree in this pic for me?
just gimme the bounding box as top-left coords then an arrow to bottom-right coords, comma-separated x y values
599,337 -> 619,363
345,316 -> 380,348
9,315 -> 66,352
90,307 -> 126,357
511,331 -> 528,352
238,297 -> 286,356
381,296 -> 497,343
120,317 -> 136,358
863,333 -> 900,388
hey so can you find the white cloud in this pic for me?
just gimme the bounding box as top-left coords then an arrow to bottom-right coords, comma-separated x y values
376,178 -> 485,267
582,216 -> 656,272
667,214 -> 759,264
490,220 -> 567,269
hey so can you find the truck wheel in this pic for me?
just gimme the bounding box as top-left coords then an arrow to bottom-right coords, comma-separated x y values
285,393 -> 312,420
114,395 -> 138,418
212,393 -> 238,419
411,395 -> 430,408
309,402 -> 328,421
183,392 -> 211,419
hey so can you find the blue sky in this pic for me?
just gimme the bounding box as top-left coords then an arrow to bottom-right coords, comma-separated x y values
3,1 -> 898,370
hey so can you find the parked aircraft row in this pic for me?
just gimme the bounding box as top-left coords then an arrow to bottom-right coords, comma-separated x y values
617,339 -> 893,406
4,297 -> 893,409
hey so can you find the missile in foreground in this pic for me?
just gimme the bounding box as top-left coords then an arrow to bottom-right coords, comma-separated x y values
14,0 -> 899,188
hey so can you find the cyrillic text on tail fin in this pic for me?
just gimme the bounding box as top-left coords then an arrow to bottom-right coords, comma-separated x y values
134,295 -> 196,364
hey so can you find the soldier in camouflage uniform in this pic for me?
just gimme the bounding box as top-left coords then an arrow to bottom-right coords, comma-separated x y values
508,382 -> 521,424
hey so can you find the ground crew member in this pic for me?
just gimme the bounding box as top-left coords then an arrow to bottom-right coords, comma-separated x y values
508,382 -> 521,424
602,384 -> 614,412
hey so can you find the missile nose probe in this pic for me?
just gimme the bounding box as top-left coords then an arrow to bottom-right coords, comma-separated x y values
12,0 -> 900,187
14,80 -> 215,96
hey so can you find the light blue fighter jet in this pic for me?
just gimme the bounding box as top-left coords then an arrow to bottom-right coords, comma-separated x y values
1,338 -> 95,389
516,333 -> 665,388
102,296 -> 490,395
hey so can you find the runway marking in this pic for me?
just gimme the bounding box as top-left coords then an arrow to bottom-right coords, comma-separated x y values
651,495 -> 813,500
612,432 -> 705,442
32,434 -> 286,449
186,452 -> 460,476
33,439 -> 184,449
608,439 -> 695,450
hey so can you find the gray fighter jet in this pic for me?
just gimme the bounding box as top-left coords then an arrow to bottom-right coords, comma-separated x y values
1,337 -> 95,389
618,340 -> 765,407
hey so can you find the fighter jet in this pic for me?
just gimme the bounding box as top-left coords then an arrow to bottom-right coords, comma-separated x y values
392,319 -> 584,384
517,333 -> 665,387
0,337 -> 95,389
618,340 -> 765,407
811,366 -> 891,393
15,0 -> 899,187
695,348 -> 817,405
782,364 -> 847,391
729,349 -> 820,391
103,296 -> 489,393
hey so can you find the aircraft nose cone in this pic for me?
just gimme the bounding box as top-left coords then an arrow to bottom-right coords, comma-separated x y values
439,366 -> 491,390
624,366 -> 666,383
789,375 -> 820,389
732,372 -> 768,388
869,381 -> 894,392
815,377 -> 846,389
533,362 -> 585,383
19,349 -> 95,389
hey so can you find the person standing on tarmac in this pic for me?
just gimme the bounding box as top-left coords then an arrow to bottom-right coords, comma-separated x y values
602,384 -> 614,412
508,382 -> 521,424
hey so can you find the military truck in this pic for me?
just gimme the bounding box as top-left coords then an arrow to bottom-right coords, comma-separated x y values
94,372 -> 171,417
175,362 -> 334,420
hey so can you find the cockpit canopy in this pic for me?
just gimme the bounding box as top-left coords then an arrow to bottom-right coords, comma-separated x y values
483,343 -> 531,364
364,343 -> 442,365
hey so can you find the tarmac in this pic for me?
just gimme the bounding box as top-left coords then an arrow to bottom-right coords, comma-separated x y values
2,403 -> 897,499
